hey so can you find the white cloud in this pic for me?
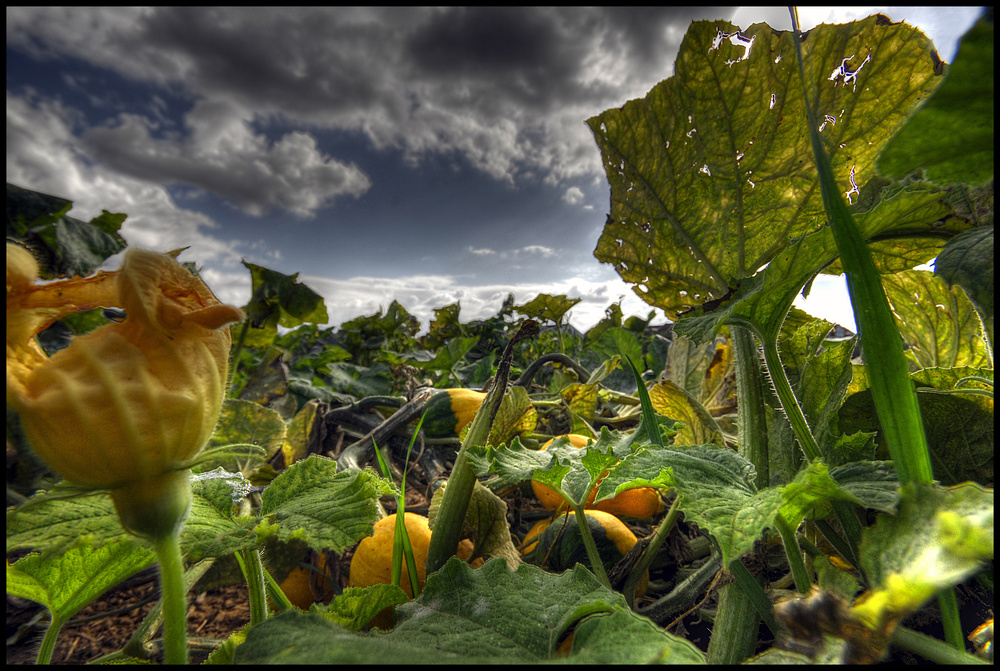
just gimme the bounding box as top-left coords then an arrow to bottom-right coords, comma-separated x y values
518,245 -> 556,257
562,186 -> 585,205
298,270 -> 666,335
466,246 -> 496,256
83,98 -> 371,217
5,90 -> 273,268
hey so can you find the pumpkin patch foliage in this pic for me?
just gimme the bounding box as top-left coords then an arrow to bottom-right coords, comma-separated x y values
7,12 -> 993,666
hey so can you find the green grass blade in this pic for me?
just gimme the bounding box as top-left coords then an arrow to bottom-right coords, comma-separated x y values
372,434 -> 420,598
789,9 -> 933,486
623,354 -> 664,448
398,412 -> 426,598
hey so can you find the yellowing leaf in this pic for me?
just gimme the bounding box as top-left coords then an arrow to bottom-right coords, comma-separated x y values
648,379 -> 726,447
589,17 -> 942,318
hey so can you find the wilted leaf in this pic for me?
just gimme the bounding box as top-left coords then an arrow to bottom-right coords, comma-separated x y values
282,399 -> 323,466
648,379 -> 726,447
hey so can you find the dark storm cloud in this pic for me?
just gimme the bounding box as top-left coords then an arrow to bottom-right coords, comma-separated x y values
404,7 -> 730,111
405,7 -> 575,108
7,7 -> 733,210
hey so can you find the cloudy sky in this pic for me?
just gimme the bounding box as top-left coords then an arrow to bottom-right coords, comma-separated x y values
6,7 -> 983,333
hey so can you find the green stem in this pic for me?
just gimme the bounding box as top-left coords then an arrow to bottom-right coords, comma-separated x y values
789,9 -> 932,487
623,494 -> 683,609
891,624 -> 990,665
706,580 -> 760,664
936,589 -> 965,650
637,555 -> 720,623
774,515 -> 811,594
730,318 -> 864,559
122,559 -> 214,660
34,615 -> 65,665
731,325 -> 769,489
728,559 -> 778,634
790,9 -> 962,648
152,530 -> 188,665
227,319 -> 250,397
425,447 -> 481,575
236,549 -> 269,625
426,321 -> 539,574
570,504 -> 612,589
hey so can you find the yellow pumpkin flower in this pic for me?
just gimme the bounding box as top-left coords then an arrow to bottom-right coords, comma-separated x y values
6,243 -> 244,536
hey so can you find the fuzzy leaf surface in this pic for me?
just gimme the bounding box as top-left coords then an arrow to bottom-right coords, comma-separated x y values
235,558 -> 704,664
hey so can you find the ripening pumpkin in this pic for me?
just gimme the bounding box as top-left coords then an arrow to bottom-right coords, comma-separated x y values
421,389 -> 486,438
522,510 -> 648,597
348,512 -> 482,629
531,435 -> 664,519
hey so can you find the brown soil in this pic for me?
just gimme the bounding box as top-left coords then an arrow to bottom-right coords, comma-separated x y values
6,574 -> 251,665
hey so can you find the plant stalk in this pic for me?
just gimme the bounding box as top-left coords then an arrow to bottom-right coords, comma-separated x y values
774,515 -> 811,594
151,530 -> 188,665
235,549 -> 268,625
705,322 -> 770,662
34,615 -> 64,665
570,502 -> 612,589
706,575 -> 761,664
790,7 -> 963,647
623,494 -> 683,609
426,321 -> 539,574
731,326 -> 769,489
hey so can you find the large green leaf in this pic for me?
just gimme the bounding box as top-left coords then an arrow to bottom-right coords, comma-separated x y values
839,366 -> 993,486
882,269 -> 992,369
258,455 -> 396,553
234,558 -> 705,664
673,180 -> 964,347
633,447 -> 896,566
6,183 -> 128,278
6,490 -> 127,556
589,17 -> 943,318
183,469 -> 258,562
933,225 -> 994,323
469,421 -> 681,499
6,540 -> 154,626
877,13 -> 993,185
